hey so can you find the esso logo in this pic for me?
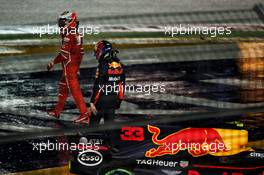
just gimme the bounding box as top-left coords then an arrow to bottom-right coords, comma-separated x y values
77,150 -> 103,167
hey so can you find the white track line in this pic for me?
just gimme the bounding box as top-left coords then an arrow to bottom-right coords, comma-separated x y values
0,122 -> 54,133
127,93 -> 264,109
201,78 -> 264,89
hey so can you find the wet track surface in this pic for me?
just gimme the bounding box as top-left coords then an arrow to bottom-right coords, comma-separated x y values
0,0 -> 264,173
0,48 -> 264,173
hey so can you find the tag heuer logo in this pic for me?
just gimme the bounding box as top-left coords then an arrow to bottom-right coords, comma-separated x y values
179,161 -> 189,168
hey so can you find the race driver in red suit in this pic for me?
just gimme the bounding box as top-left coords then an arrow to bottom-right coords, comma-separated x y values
47,11 -> 90,124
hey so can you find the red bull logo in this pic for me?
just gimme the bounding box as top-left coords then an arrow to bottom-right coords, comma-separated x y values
145,125 -> 252,158
108,61 -> 121,69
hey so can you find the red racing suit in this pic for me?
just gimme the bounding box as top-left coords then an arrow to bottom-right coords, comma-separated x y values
52,32 -> 88,115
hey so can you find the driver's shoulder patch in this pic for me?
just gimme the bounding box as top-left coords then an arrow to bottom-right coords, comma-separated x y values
63,37 -> 70,42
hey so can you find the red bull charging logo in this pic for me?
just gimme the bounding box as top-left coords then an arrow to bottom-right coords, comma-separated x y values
145,125 -> 252,158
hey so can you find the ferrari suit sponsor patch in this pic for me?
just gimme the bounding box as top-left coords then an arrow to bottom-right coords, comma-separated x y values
95,68 -> 99,78
63,37 -> 70,42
